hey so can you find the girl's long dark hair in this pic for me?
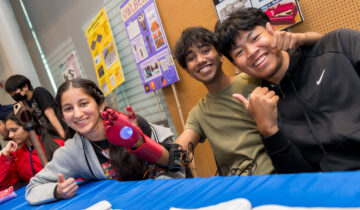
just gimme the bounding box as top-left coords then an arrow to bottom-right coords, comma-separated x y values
55,78 -> 147,180
6,112 -> 60,161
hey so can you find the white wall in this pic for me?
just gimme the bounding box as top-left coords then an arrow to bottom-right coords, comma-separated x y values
0,0 -> 40,101
0,45 -> 15,105
10,0 -> 103,88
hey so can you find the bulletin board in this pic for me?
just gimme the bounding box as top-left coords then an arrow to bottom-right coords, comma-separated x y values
156,0 -> 360,177
85,8 -> 125,97
290,0 -> 360,33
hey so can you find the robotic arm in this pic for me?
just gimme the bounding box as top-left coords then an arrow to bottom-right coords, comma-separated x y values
102,106 -> 163,163
102,106 -> 193,172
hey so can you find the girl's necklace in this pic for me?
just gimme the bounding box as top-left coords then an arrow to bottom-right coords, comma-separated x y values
90,141 -> 110,159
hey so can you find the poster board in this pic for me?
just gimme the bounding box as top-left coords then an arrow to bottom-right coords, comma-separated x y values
85,8 -> 125,96
120,0 -> 179,94
59,51 -> 83,82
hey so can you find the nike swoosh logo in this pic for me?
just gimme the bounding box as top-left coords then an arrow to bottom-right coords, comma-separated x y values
316,69 -> 326,85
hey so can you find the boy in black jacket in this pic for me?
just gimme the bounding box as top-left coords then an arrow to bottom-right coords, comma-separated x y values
5,75 -> 66,139
215,7 -> 360,173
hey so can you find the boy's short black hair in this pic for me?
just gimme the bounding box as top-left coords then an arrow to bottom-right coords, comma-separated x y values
5,75 -> 33,93
174,27 -> 220,69
214,7 -> 270,62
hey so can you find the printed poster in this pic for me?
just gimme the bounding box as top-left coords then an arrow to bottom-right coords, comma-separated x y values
213,0 -> 303,31
59,51 -> 83,82
120,0 -> 180,94
85,8 -> 125,96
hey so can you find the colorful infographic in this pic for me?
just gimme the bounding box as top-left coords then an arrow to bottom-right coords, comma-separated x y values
85,8 -> 125,96
120,0 -> 179,93
213,0 -> 303,31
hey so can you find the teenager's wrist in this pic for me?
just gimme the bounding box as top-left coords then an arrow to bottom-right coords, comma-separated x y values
2,150 -> 11,156
54,185 -> 62,199
260,125 -> 279,137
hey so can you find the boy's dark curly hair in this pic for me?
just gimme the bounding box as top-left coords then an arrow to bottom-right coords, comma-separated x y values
174,27 -> 221,69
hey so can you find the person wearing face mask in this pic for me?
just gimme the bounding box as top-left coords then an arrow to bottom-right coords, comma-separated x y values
5,75 -> 66,139
0,112 -> 64,190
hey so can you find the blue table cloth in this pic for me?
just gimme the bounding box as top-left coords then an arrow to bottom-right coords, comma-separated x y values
3,171 -> 360,209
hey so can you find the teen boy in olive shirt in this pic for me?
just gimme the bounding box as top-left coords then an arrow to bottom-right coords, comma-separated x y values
173,27 -> 321,175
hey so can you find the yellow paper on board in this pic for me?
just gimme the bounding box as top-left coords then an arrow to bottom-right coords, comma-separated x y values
85,8 -> 125,96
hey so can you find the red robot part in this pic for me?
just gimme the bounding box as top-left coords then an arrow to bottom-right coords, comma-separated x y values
102,108 -> 163,163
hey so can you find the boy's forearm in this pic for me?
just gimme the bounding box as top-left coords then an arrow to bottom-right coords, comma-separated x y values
300,32 -> 323,46
44,108 -> 65,139
174,129 -> 201,151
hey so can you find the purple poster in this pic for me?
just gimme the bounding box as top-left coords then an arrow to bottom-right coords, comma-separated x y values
120,0 -> 179,93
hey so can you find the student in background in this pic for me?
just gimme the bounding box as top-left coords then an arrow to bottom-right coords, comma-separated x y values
0,104 -> 14,149
0,112 -> 64,190
5,75 -> 66,139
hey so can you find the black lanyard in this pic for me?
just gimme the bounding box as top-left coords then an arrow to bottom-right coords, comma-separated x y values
80,135 -> 95,177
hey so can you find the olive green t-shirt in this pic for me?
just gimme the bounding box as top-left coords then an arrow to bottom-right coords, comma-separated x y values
185,73 -> 274,176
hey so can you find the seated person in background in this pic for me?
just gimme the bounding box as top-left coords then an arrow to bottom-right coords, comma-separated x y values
26,78 -> 185,205
0,120 -> 7,150
173,27 -> 321,176
0,112 -> 64,191
5,75 -> 66,139
0,104 -> 13,149
215,7 -> 359,173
